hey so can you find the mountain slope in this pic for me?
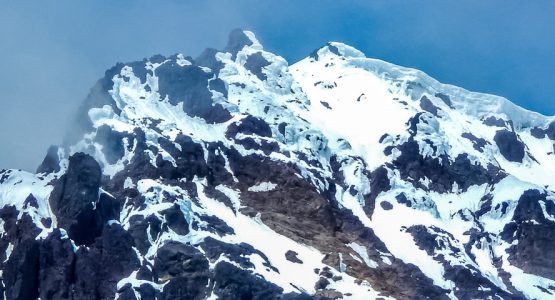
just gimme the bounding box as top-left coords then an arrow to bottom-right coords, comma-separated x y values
1,29 -> 554,300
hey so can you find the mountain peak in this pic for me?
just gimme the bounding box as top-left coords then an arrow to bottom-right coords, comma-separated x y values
310,42 -> 365,61
1,30 -> 555,300
224,28 -> 262,57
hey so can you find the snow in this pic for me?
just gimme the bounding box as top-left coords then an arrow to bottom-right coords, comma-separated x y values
347,242 -> 378,268
195,180 -> 324,294
247,181 -> 277,192
291,52 -> 413,170
371,196 -> 456,290
481,175 -> 540,233
123,177 -> 135,189
175,53 -> 192,67
0,170 -> 54,231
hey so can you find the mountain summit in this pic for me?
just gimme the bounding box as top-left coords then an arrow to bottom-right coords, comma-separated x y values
1,30 -> 554,300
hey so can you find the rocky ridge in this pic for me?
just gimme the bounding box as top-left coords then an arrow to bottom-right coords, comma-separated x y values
0,29 -> 554,299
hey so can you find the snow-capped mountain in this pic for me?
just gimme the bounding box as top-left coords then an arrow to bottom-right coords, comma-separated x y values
1,29 -> 554,300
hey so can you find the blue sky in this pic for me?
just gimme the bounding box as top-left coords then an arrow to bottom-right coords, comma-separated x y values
1,1 -> 554,171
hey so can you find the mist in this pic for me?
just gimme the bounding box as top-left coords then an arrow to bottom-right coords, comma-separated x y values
1,1 -> 554,172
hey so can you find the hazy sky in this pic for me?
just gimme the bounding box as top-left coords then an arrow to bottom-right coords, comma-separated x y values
1,1 -> 554,171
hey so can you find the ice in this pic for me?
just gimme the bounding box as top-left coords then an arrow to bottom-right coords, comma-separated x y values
247,181 -> 277,192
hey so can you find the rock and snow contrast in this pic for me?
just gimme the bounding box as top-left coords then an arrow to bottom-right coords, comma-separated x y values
1,29 -> 554,299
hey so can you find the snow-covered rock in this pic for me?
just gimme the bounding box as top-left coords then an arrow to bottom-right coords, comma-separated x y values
1,29 -> 554,299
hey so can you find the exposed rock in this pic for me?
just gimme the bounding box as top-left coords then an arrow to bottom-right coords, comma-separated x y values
36,145 -> 61,174
226,115 -> 273,138
38,229 -> 75,300
212,261 -> 284,299
155,241 -> 209,299
48,152 -> 114,245
245,52 -> 271,80
156,61 -> 231,123
461,132 -> 488,152
161,204 -> 189,235
546,121 -> 555,140
420,95 -> 439,115
314,277 -> 330,290
380,201 -> 393,210
94,124 -> 126,164
530,127 -> 546,139
73,223 -> 141,299
285,250 -> 303,264
200,237 -> 275,271
364,166 -> 390,218
224,29 -> 254,59
195,214 -> 235,236
503,190 -> 555,280
483,116 -> 507,127
1,29 -> 554,300
393,138 -> 505,193
494,130 -> 525,162
435,93 -> 452,107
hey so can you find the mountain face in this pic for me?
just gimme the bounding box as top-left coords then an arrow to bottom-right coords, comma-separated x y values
1,29 -> 555,300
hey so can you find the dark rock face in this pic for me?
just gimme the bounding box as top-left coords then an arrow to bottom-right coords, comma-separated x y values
435,93 -> 452,107
38,230 -> 75,300
73,224 -> 141,300
461,132 -> 488,152
285,250 -> 303,264
200,237 -> 275,271
94,125 -> 126,164
49,152 -> 107,245
195,48 -> 225,74
225,152 -> 337,243
226,115 -> 273,138
161,204 -> 189,235
320,101 -> 332,109
407,225 -> 517,299
530,127 -> 546,139
310,42 -> 341,61
224,29 -> 254,58
1,212 -> 41,300
3,238 -> 41,300
212,261 -> 284,299
325,207 -> 451,299
314,277 -> 330,290
128,214 -> 162,255
245,52 -> 271,80
36,145 -> 61,174
420,96 -> 439,115
150,238 -> 291,300
392,139 -> 505,193
494,130 -> 525,162
195,214 -> 235,236
23,194 -> 39,209
483,116 -> 507,127
154,241 -> 210,299
326,43 -> 341,56
546,122 -> 555,140
380,201 -> 393,210
0,207 -> 139,300
156,61 -> 232,124
364,166 -> 390,218
502,190 -> 555,280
